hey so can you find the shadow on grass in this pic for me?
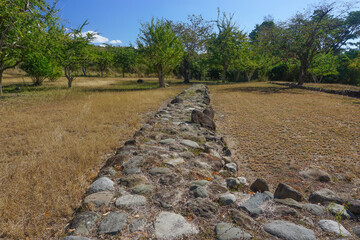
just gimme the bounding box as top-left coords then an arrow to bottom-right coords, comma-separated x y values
216,86 -> 301,94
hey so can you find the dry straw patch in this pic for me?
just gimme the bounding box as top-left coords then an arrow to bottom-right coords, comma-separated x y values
211,82 -> 360,198
0,83 -> 184,238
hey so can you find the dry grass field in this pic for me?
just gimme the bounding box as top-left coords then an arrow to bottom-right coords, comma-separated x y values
0,72 -> 185,239
211,82 -> 360,200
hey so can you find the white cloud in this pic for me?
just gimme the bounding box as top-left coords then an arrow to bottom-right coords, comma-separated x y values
81,31 -> 109,44
99,44 -> 107,47
109,40 -> 122,45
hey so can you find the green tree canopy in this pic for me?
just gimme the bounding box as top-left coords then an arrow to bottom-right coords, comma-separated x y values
137,18 -> 184,87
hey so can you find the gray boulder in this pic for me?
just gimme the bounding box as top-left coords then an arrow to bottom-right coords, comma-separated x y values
308,188 -> 343,204
250,178 -> 269,193
88,177 -> 114,194
240,192 -> 272,217
154,212 -> 198,239
318,219 -> 351,236
98,212 -> 127,235
264,220 -> 316,240
215,222 -> 252,240
274,183 -> 304,202
68,212 -> 99,235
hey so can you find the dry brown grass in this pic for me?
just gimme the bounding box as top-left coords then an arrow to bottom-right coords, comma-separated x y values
273,80 -> 360,91
0,76 -> 185,239
211,82 -> 360,199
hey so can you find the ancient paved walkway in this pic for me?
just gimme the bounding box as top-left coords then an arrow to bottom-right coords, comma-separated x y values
60,84 -> 360,240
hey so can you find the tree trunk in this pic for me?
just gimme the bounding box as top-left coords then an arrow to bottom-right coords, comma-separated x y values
0,70 -> 3,95
159,70 -> 165,88
222,68 -> 226,83
82,66 -> 87,77
101,69 -> 104,78
235,70 -> 241,82
247,70 -> 254,82
65,67 -> 74,88
122,68 -> 125,78
298,61 -> 308,86
68,78 -> 73,88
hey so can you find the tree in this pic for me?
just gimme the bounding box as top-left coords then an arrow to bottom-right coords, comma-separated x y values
0,0 -> 60,95
95,46 -> 113,77
21,52 -> 54,85
277,2 -> 360,85
207,10 -> 247,83
171,15 -> 213,83
309,52 -> 338,82
137,18 -> 184,87
59,22 -> 93,88
79,45 -> 96,77
113,47 -> 137,77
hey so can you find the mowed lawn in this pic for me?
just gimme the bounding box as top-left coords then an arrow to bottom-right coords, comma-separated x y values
0,75 -> 185,239
211,82 -> 360,200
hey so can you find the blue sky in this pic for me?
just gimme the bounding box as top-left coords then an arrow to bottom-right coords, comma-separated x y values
57,0 -> 359,47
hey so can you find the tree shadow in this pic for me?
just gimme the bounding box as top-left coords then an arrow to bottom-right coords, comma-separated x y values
2,83 -> 67,94
216,86 -> 300,94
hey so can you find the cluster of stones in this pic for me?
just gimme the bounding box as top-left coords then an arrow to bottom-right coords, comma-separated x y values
61,84 -> 360,240
271,82 -> 360,98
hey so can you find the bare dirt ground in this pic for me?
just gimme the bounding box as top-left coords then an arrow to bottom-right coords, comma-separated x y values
210,82 -> 360,200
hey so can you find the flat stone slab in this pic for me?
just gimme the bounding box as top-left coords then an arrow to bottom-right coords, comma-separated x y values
154,211 -> 198,239
88,177 -> 114,194
132,184 -> 154,195
264,220 -> 316,240
327,203 -> 351,219
165,158 -> 185,167
115,194 -> 146,208
83,191 -> 114,207
303,203 -> 325,216
149,167 -> 171,175
180,139 -> 200,148
300,168 -> 331,182
215,222 -> 252,240
192,180 -> 210,186
129,218 -> 146,233
275,198 -> 303,209
68,211 -> 99,235
318,219 -> 351,236
274,183 -> 304,202
309,188 -> 342,204
98,212 -> 127,235
240,192 -> 272,217
219,193 -> 236,205
159,138 -> 176,144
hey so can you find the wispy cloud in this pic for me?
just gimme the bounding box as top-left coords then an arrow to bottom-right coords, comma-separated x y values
109,40 -> 122,45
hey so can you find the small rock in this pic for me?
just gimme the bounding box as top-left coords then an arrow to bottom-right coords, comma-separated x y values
149,167 -> 171,175
250,178 -> 269,193
61,237 -> 92,240
119,175 -> 147,188
98,167 -> 117,178
165,158 -> 185,167
179,151 -> 194,159
230,209 -> 257,230
209,184 -> 228,194
308,188 -> 343,204
226,177 -> 242,190
327,203 -> 351,219
274,183 -> 304,202
318,219 -> 351,236
225,163 -> 237,173
98,212 -> 127,235
124,139 -> 137,146
159,138 -> 176,145
154,212 -> 198,239
122,156 -> 143,169
219,193 -> 236,205
275,198 -> 303,209
223,147 -> 232,156
187,199 -> 217,218
171,97 -> 183,104
192,180 -> 210,186
215,222 -> 252,240
115,194 -> 146,208
180,139 -> 200,148
83,191 -> 114,207
68,212 -> 99,235
191,110 -> 216,131
132,184 -> 154,195
264,220 -> 316,240
237,177 -> 248,186
240,192 -> 272,217
353,226 -> 360,238
124,167 -> 141,175
203,106 -> 215,120
303,204 -> 325,216
300,168 -> 331,182
273,206 -> 298,217
349,200 -> 360,215
189,185 -> 209,198
88,177 -> 114,194
129,218 -> 146,233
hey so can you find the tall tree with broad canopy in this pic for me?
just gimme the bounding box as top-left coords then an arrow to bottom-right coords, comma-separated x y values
94,46 -> 113,77
112,47 -> 137,78
0,0 -> 60,95
171,15 -> 213,83
207,10 -> 247,83
137,18 -> 184,88
277,2 -> 360,85
59,22 -> 93,88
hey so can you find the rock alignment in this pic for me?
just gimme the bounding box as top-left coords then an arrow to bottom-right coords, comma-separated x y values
61,84 -> 359,239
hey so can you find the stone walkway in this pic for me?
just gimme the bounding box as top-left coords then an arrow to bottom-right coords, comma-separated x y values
61,84 -> 360,240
